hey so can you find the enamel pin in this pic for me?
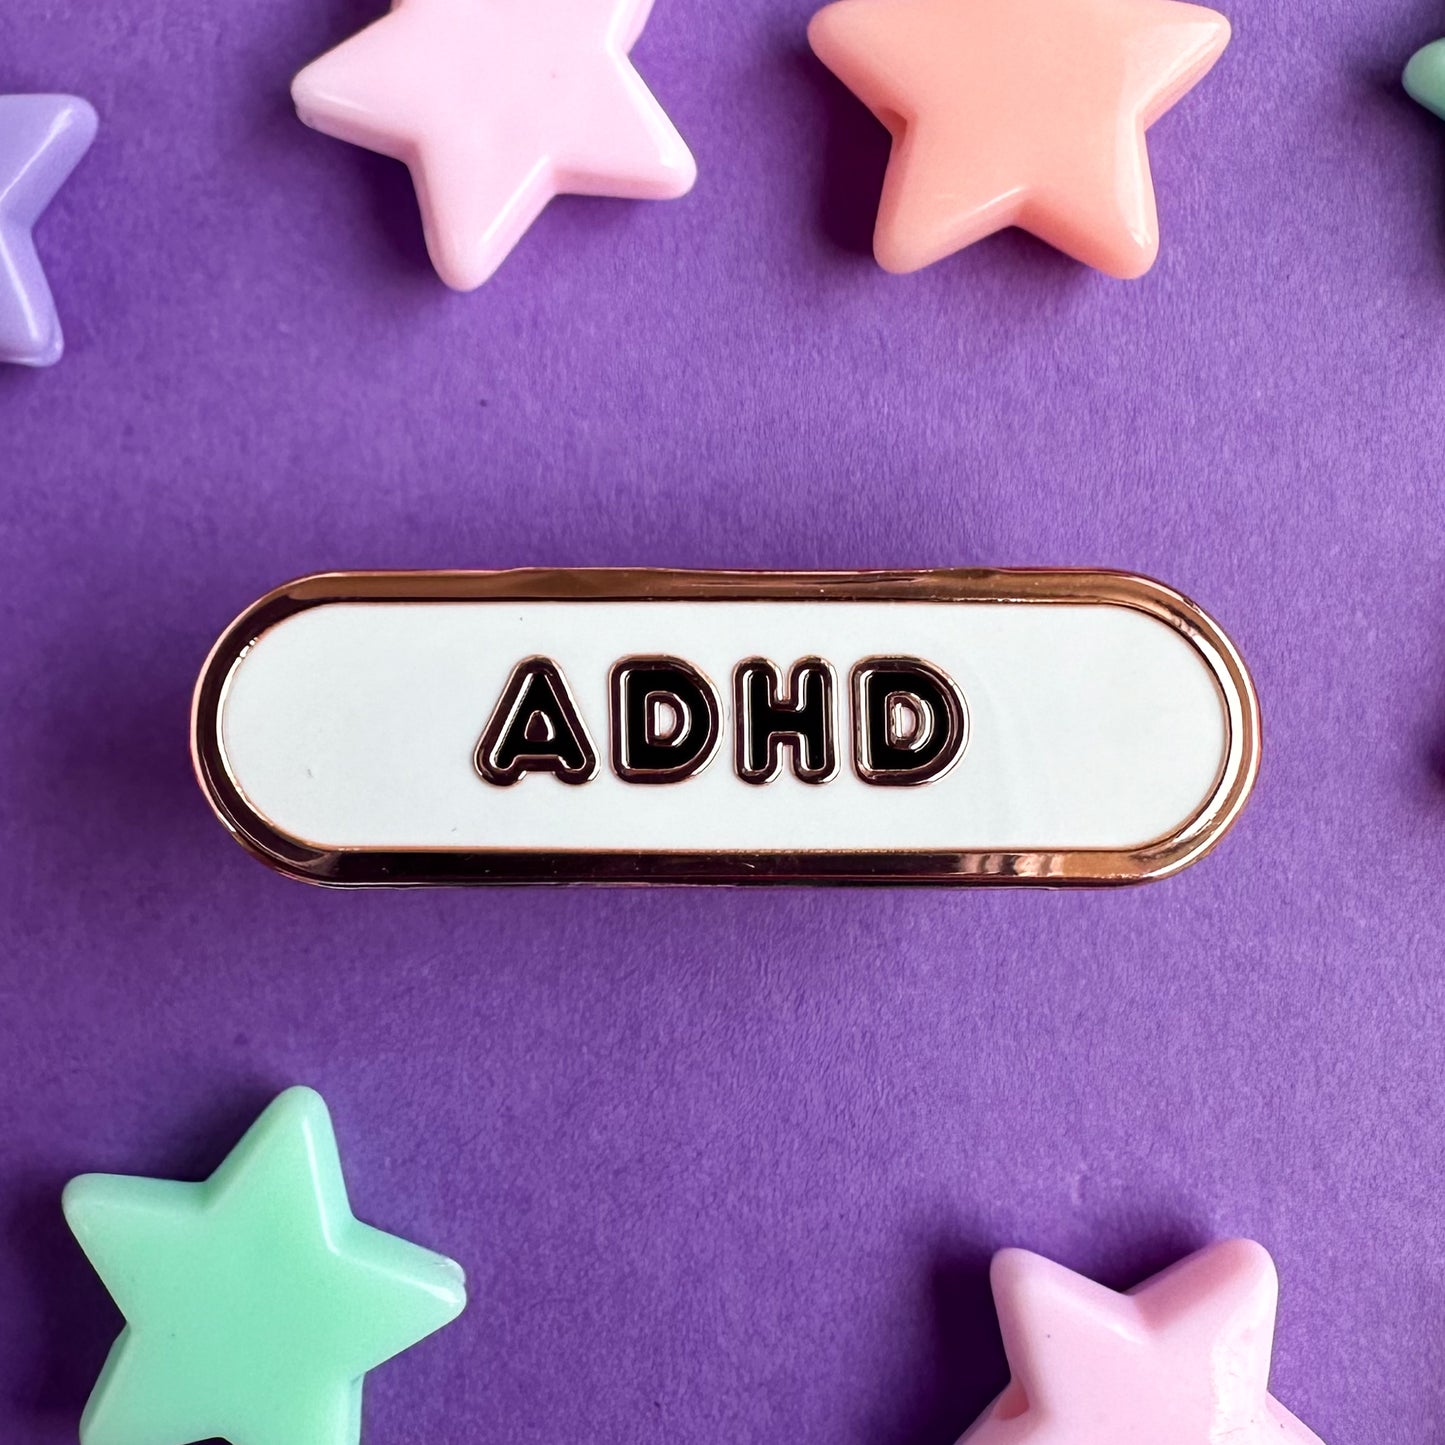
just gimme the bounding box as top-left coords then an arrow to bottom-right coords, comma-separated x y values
192,569 -> 1258,886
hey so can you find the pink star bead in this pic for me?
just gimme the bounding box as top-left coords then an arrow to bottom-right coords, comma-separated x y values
808,0 -> 1230,278
963,1241 -> 1326,1445
292,0 -> 697,289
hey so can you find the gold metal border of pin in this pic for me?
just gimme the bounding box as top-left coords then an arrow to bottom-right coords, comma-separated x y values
190,567 -> 1260,888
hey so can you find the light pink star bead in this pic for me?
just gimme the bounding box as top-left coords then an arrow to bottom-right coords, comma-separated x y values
963,1241 -> 1326,1445
292,0 -> 696,289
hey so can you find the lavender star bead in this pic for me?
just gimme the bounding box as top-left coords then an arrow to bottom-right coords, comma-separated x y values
0,95 -> 97,368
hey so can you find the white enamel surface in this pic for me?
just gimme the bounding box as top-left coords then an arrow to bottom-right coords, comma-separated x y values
218,600 -> 1228,852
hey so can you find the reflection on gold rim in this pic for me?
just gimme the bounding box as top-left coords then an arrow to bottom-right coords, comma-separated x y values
190,567 -> 1260,888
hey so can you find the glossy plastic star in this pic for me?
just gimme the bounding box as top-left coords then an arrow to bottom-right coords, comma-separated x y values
64,1087 -> 467,1445
808,0 -> 1231,278
960,1241 -> 1325,1445
0,94 -> 96,366
1405,40 -> 1445,122
292,0 -> 696,289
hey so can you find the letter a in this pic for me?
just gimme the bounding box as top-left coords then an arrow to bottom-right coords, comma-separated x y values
475,657 -> 598,786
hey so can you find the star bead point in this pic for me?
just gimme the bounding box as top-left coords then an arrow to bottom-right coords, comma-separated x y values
64,1086 -> 467,1445
961,1241 -> 1324,1445
1405,39 -> 1445,122
808,0 -> 1230,279
0,94 -> 97,367
292,0 -> 696,290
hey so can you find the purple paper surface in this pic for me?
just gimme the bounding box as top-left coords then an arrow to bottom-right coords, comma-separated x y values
2,0 -> 1443,1441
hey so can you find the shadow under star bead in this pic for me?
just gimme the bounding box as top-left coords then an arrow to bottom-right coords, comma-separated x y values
0,94 -> 96,367
958,1240 -> 1325,1445
807,0 -> 1230,279
63,1087 -> 467,1445
291,0 -> 697,290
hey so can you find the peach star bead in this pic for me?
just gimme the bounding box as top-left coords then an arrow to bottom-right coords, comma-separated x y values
292,0 -> 697,290
960,1241 -> 1327,1445
807,0 -> 1230,278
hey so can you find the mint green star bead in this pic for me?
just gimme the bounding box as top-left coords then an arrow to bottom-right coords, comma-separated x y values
63,1087 -> 467,1445
1405,38 -> 1445,120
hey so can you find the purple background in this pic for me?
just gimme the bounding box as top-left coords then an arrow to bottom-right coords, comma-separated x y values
3,0 -> 1444,1440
